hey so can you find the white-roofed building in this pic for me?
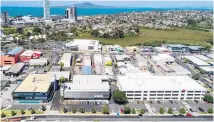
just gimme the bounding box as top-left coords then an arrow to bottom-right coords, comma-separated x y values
151,54 -> 175,65
94,54 -> 103,64
199,66 -> 214,75
47,71 -> 71,81
117,73 -> 206,101
182,56 -> 210,68
195,55 -> 212,61
61,75 -> 110,100
65,39 -> 101,51
154,47 -> 170,53
59,53 -> 72,67
29,58 -> 48,66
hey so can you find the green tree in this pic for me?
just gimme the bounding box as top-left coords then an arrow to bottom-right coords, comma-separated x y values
59,76 -> 65,84
41,105 -> 46,111
179,108 -> 186,114
140,109 -> 145,114
207,108 -> 213,113
199,69 -> 205,74
60,62 -> 64,70
31,109 -> 36,114
131,108 -> 136,114
20,109 -> 25,115
113,90 -> 127,104
63,107 -> 68,113
11,110 -> 16,116
91,29 -> 99,37
192,73 -> 200,80
1,112 -> 6,118
159,108 -> 164,114
184,58 -> 189,63
124,106 -> 131,114
204,44 -> 212,52
33,26 -> 41,33
204,95 -> 213,103
102,105 -> 109,114
72,107 -> 77,113
168,108 -> 173,114
70,27 -> 77,33
79,107 -> 85,113
91,107 -> 96,113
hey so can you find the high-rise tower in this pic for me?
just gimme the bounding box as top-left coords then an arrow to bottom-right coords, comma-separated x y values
43,0 -> 50,19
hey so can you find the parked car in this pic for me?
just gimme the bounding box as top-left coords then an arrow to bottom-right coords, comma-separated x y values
198,107 -> 205,112
189,108 -> 194,112
172,114 -> 178,117
178,114 -> 185,117
186,113 -> 193,117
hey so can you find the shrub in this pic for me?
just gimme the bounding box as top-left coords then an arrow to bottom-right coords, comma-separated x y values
168,108 -> 173,114
11,110 -> 16,116
159,108 -> 164,114
79,107 -> 85,113
179,108 -> 186,114
72,107 -> 77,113
102,105 -> 109,114
131,108 -> 136,114
204,95 -> 213,103
20,109 -> 25,115
140,109 -> 145,114
1,112 -> 6,118
63,108 -> 68,113
124,106 -> 131,114
91,107 -> 96,113
207,108 -> 213,113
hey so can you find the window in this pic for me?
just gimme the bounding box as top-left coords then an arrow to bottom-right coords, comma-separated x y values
127,94 -> 133,96
172,98 -> 177,99
187,94 -> 193,96
188,91 -> 193,93
158,91 -> 164,93
172,94 -> 178,96
187,97 -> 193,99
157,98 -> 163,99
195,94 -> 201,96
134,98 -> 141,99
144,91 -> 148,93
164,97 -> 170,99
157,94 -> 163,96
150,94 -> 156,96
150,98 -> 155,99
181,94 -> 185,96
143,94 -> 147,96
165,94 -> 171,96
181,97 -> 184,99
135,94 -> 141,96
195,91 -> 201,93
194,97 -> 200,99
127,91 -> 134,93
143,98 -> 147,100
165,91 -> 171,93
173,91 -> 179,93
135,91 -> 141,93
150,91 -> 156,93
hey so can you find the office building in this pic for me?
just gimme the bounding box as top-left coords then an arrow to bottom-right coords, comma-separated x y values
65,6 -> 77,21
117,72 -> 206,101
1,12 -> 9,25
0,47 -> 24,66
61,75 -> 110,100
12,74 -> 56,103
43,0 -> 50,19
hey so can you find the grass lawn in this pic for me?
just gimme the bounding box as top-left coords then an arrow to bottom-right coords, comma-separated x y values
1,110 -> 43,118
76,28 -> 213,46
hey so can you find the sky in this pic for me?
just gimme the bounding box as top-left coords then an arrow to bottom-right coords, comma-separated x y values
1,0 -> 213,8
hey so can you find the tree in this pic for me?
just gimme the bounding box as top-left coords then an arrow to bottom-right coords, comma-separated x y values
140,109 -> 145,114
113,90 -> 127,104
207,108 -> 213,113
179,108 -> 186,114
79,107 -> 85,113
72,107 -> 77,113
91,107 -> 96,113
11,110 -> 16,116
41,105 -> 46,111
33,26 -> 41,33
124,106 -> 131,114
199,69 -> 205,74
45,25 -> 51,30
63,107 -> 68,113
70,27 -> 77,33
204,44 -> 212,52
131,108 -> 136,114
20,109 -> 25,115
1,112 -> 6,118
102,105 -> 109,114
168,108 -> 173,114
91,29 -> 99,37
184,58 -> 189,63
59,77 -> 65,84
204,95 -> 213,103
31,109 -> 36,114
17,27 -> 23,34
192,73 -> 200,80
60,62 -> 64,70
159,108 -> 164,114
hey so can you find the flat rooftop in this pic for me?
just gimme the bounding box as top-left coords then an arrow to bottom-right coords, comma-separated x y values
64,75 -> 110,91
20,50 -> 41,57
14,74 -> 54,93
118,73 -> 206,91
7,47 -> 23,55
183,56 -> 210,66
6,63 -> 25,74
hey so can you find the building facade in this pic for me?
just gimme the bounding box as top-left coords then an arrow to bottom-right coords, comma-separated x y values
43,0 -> 50,19
1,12 -> 9,25
65,6 -> 77,21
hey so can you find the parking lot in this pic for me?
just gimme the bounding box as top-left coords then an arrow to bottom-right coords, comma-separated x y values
149,101 -> 183,113
187,101 -> 213,113
9,104 -> 46,110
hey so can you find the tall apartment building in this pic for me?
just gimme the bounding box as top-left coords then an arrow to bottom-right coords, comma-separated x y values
65,6 -> 77,21
43,0 -> 50,19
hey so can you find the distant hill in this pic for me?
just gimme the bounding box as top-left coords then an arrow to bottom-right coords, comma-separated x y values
56,2 -> 114,8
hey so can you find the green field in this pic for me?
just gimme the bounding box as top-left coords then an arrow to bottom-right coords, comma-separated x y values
76,28 -> 213,46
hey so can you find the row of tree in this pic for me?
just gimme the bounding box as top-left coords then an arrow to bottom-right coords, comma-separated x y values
63,105 -> 109,114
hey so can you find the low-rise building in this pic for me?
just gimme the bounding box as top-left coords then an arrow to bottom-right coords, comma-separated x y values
164,44 -> 188,52
61,75 -> 110,100
0,47 -> 24,66
182,56 -> 210,68
12,74 -> 56,103
151,54 -> 175,65
5,63 -> 25,76
59,53 -> 72,68
117,72 -> 206,101
47,71 -> 71,81
19,50 -> 41,62
29,58 -> 48,66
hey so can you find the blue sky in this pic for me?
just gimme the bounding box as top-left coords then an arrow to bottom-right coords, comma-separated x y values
1,1 -> 213,8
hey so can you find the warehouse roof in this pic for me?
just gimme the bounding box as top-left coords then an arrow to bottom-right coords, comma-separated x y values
20,50 -> 41,57
182,56 -> 210,66
168,64 -> 191,75
7,47 -> 23,55
14,74 -> 54,92
59,53 -> 72,67
64,75 -> 110,91
6,63 -> 25,74
118,73 -> 206,91
199,66 -> 214,72
195,55 -> 212,61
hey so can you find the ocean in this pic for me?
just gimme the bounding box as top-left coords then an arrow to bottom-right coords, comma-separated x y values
1,6 -> 212,17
